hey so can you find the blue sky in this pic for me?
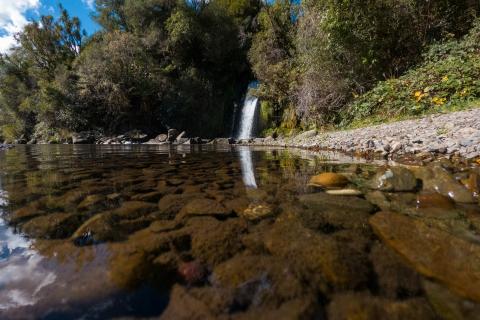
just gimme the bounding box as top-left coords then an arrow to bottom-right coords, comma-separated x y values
0,0 -> 99,53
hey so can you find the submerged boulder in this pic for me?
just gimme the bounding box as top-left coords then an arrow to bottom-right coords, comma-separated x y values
327,293 -> 435,320
308,172 -> 349,189
370,211 -> 480,302
299,192 -> 375,213
415,165 -> 476,203
369,167 -> 417,192
21,212 -> 83,239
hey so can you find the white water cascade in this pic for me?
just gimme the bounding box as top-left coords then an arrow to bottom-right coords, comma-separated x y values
237,96 -> 259,140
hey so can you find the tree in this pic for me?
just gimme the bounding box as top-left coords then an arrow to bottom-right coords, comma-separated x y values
248,0 -> 298,126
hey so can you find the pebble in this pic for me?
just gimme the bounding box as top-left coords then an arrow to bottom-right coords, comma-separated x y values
247,109 -> 480,160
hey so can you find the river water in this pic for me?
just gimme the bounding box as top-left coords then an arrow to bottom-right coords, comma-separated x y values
0,145 -> 479,319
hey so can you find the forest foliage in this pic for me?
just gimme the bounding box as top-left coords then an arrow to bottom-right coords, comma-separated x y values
0,0 -> 479,142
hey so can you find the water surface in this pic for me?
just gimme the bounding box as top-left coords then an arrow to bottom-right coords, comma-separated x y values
0,145 -> 479,319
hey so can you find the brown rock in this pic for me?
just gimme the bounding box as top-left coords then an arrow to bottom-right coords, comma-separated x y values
113,201 -> 157,220
212,253 -> 308,305
308,172 -> 349,188
264,213 -> 369,291
328,292 -> 435,320
416,166 -> 475,203
21,212 -> 83,239
240,203 -> 273,221
77,194 -> 106,210
186,217 -> 246,267
369,167 -> 417,192
160,285 -> 216,320
369,242 -> 422,299
72,212 -> 122,245
416,192 -> 455,209
424,279 -> 480,320
370,212 -> 480,302
178,198 -> 231,220
299,192 -> 375,213
158,193 -> 204,219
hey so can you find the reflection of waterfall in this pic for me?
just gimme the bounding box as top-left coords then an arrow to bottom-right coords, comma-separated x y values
239,149 -> 257,188
237,96 -> 259,140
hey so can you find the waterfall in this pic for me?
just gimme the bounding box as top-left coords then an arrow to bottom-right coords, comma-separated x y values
237,96 -> 259,140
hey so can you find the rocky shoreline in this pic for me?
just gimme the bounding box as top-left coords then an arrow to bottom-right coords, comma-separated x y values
3,109 -> 479,163
245,109 -> 480,161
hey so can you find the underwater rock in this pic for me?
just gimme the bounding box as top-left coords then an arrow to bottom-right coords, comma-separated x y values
224,197 -> 250,216
158,193 -> 204,219
211,253 -> 309,306
77,194 -> 106,210
112,201 -> 157,220
327,293 -> 435,320
178,260 -> 207,285
416,192 -> 455,209
369,242 -> 422,299
369,167 -> 417,192
21,212 -> 83,239
178,198 -> 232,220
423,279 -> 480,320
263,213 -> 369,291
10,200 -> 46,223
160,285 -> 216,320
370,211 -> 480,302
461,172 -> 480,198
72,212 -> 121,245
308,172 -> 349,189
130,191 -> 165,202
240,203 -> 273,221
186,217 -> 247,267
299,192 -> 375,213
415,165 -> 476,203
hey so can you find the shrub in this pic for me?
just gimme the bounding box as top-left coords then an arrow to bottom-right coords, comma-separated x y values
342,18 -> 480,127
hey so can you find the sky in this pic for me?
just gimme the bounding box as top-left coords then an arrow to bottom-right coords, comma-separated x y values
0,0 -> 100,53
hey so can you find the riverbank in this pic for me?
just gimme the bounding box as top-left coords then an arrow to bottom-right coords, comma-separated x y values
0,144 -> 13,151
246,108 -> 480,161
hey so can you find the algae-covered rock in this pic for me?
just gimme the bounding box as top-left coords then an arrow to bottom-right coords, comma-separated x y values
178,198 -> 232,220
186,217 -> 247,267
263,213 -> 369,291
113,201 -> 157,219
212,253 -> 308,305
21,212 -> 83,239
157,193 -> 204,219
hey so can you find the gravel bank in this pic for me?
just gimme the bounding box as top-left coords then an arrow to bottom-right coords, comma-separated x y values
248,109 -> 480,159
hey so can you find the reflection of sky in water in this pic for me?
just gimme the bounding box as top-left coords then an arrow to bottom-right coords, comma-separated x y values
0,181 -> 56,310
239,149 -> 258,189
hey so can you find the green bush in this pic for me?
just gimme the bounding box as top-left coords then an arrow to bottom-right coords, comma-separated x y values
342,19 -> 480,127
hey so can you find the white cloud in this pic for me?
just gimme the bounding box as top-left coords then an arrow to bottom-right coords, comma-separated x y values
83,0 -> 95,10
0,0 -> 40,53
